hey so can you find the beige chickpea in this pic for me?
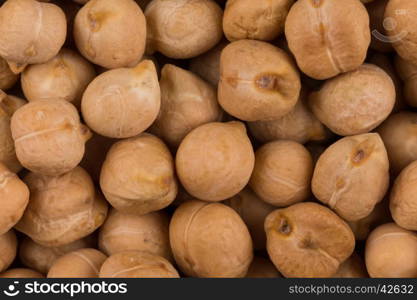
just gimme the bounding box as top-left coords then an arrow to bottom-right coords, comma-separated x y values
11,100 -> 91,176
19,236 -> 96,274
145,0 -> 223,59
0,92 -> 26,173
223,0 -> 294,42
82,60 -> 160,139
265,202 -> 355,278
100,133 -> 177,216
0,163 -> 29,235
0,230 -> 17,273
248,90 -> 327,144
0,58 -> 18,90
21,48 -> 96,108
176,122 -> 254,202
99,251 -> 179,278
309,64 -> 395,136
390,160 -> 417,230
170,200 -> 253,278
376,112 -> 417,175
15,167 -> 108,247
395,55 -> 417,107
0,0 -> 66,73
312,133 -> 389,222
365,223 -> 417,278
224,187 -> 275,250
384,0 -> 417,66
285,0 -> 370,80
99,208 -> 172,261
246,257 -> 281,278
333,253 -> 368,278
48,248 -> 107,278
219,40 -> 301,121
74,0 -> 146,69
0,268 -> 44,278
150,64 -> 222,148
250,140 -> 313,207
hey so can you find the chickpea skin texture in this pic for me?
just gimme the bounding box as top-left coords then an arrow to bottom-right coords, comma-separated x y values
0,268 -> 44,278
249,140 -> 313,207
285,0 -> 370,80
312,133 -> 390,222
99,251 -> 180,278
11,100 -> 91,176
145,0 -> 223,59
265,202 -> 355,278
82,60 -> 160,139
176,121 -> 255,202
365,223 -> 417,278
0,230 -> 17,273
170,200 -> 253,278
74,0 -> 146,69
218,40 -> 301,121
100,133 -> 177,216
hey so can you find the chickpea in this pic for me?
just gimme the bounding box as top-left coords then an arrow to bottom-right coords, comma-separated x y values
0,268 -> 44,278
0,230 -> 17,273
0,58 -> 18,90
333,253 -> 368,278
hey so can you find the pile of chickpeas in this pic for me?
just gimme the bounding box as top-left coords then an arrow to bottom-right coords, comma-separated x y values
0,0 -> 417,279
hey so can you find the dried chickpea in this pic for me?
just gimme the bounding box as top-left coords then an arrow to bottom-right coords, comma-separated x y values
265,202 -> 355,278
15,167 -> 108,247
145,0 -> 223,59
365,223 -> 417,278
0,268 -> 44,278
312,133 -> 389,221
309,64 -> 395,136
223,0 -> 294,42
333,252 -> 368,278
82,60 -> 160,139
395,55 -> 417,107
285,0 -> 370,80
176,121 -> 254,202
0,230 -> 17,273
0,0 -> 67,73
150,64 -> 222,148
0,58 -> 18,90
98,208 -> 172,261
74,0 -> 146,69
246,257 -> 281,278
0,163 -> 29,235
19,236 -> 96,274
218,40 -> 301,121
170,200 -> 253,278
48,248 -> 107,278
11,100 -> 91,176
100,133 -> 177,216
21,48 -> 96,107
99,251 -> 180,278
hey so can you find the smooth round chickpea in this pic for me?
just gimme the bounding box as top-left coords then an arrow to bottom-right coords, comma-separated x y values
74,0 -> 146,69
0,0 -> 67,73
250,140 -> 313,207
48,248 -> 107,278
21,48 -> 96,107
365,223 -> 417,278
312,133 -> 389,222
15,167 -> 108,247
176,121 -> 255,202
11,100 -> 91,176
99,208 -> 172,261
0,230 -> 17,273
218,40 -> 301,121
170,200 -> 253,278
82,60 -> 160,139
223,0 -> 294,42
0,57 -> 18,90
145,0 -> 223,59
309,64 -> 395,136
150,64 -> 222,148
333,253 -> 368,278
0,268 -> 44,278
285,0 -> 370,80
99,251 -> 180,278
246,257 -> 281,278
265,202 -> 355,278
100,133 -> 177,216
